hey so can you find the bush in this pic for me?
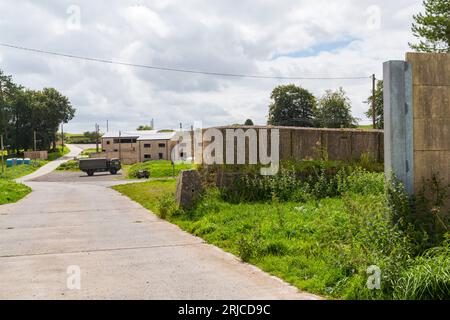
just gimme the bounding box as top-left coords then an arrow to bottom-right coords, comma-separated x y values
157,194 -> 181,219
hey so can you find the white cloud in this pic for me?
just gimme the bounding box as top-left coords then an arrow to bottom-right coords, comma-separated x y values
0,0 -> 422,132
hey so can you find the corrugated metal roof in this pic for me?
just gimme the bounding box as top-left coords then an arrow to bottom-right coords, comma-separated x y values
102,130 -> 177,141
137,131 -> 177,141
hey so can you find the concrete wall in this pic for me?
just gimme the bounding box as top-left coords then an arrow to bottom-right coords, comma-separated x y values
89,151 -> 138,165
23,151 -> 48,160
406,53 -> 450,197
201,126 -> 384,163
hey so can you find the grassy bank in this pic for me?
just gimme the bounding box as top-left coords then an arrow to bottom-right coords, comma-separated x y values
48,145 -> 70,161
0,146 -> 68,205
0,180 -> 31,205
0,161 -> 44,205
113,166 -> 450,300
127,160 -> 196,179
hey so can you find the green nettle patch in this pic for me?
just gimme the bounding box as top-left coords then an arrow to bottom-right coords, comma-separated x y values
113,162 -> 450,300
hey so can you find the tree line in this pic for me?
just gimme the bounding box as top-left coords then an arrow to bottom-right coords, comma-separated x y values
0,70 -> 75,154
266,84 -> 379,129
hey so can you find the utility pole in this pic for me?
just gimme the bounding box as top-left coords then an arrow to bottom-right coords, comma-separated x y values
61,123 -> 64,148
151,118 -> 154,129
95,123 -> 100,153
1,134 -> 4,175
372,74 -> 376,129
118,130 -> 122,161
106,120 -> 109,132
34,131 -> 37,151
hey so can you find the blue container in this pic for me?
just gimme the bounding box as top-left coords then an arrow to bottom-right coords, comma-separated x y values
6,159 -> 13,167
16,158 -> 23,165
24,158 -> 31,165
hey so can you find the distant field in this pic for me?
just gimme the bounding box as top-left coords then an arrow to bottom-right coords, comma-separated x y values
357,124 -> 374,130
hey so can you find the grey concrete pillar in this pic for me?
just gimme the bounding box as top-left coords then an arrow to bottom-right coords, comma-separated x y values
383,60 -> 414,195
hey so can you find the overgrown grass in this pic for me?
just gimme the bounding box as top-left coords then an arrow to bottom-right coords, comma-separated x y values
0,161 -> 46,180
0,179 -> 32,205
127,160 -> 196,179
56,159 -> 79,171
113,167 -> 450,300
0,146 -> 71,206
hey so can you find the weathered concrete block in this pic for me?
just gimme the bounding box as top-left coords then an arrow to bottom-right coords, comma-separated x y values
414,119 -> 450,151
175,170 -> 203,210
406,52 -> 450,86
414,86 -> 450,119
414,151 -> 450,193
279,129 -> 292,160
325,130 -> 352,161
291,129 -> 321,160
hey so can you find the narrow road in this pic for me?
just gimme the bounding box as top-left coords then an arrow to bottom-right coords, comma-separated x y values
0,145 -> 319,299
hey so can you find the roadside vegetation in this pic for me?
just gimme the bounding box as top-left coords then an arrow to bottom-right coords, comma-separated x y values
1,146 -> 70,205
0,180 -> 31,205
0,160 -> 46,205
56,159 -> 79,171
47,145 -> 70,161
113,160 -> 449,300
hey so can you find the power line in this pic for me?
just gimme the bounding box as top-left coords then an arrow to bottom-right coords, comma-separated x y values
0,42 -> 371,81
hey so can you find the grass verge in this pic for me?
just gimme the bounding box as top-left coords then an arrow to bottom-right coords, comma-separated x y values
127,160 -> 196,179
0,179 -> 32,205
113,170 -> 450,300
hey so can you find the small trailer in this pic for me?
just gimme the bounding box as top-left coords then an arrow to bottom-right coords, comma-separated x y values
79,158 -> 121,176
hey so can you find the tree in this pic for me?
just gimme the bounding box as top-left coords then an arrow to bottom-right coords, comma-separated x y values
267,84 -> 315,127
314,88 -> 357,128
244,119 -> 254,125
83,131 -> 102,143
409,0 -> 450,53
137,125 -> 153,131
365,80 -> 384,129
0,69 -> 76,152
38,88 -> 76,150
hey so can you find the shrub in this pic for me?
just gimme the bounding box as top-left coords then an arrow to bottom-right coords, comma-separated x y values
157,194 -> 181,219
236,230 -> 262,262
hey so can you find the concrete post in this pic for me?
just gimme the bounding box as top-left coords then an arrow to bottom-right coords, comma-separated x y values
383,60 -> 414,195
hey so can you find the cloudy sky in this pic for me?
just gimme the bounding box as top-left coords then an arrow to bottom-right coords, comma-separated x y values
0,0 -> 422,132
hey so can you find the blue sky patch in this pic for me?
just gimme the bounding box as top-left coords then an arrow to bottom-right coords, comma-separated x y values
272,38 -> 359,59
